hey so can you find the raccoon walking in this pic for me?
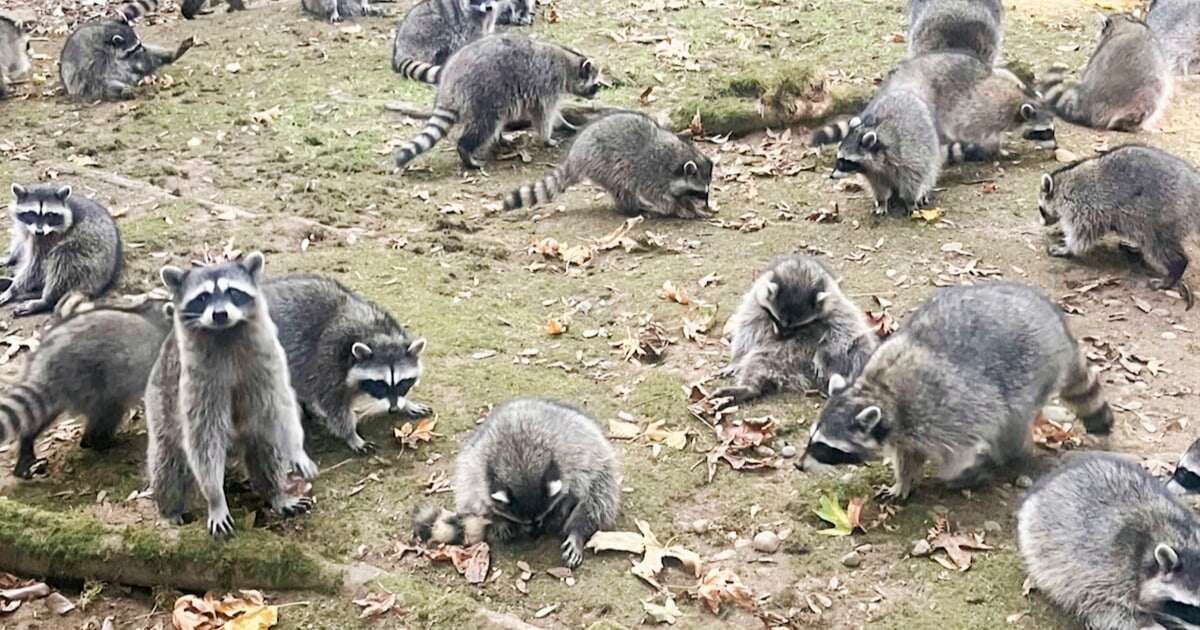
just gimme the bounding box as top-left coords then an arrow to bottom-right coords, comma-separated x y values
711,256 -> 877,404
301,0 -> 379,23
1018,454 -> 1200,630
0,298 -> 170,479
59,18 -> 193,101
145,254 -> 318,538
413,399 -> 620,568
392,34 -> 600,171
1168,438 -> 1200,494
0,16 -> 31,99
503,111 -> 713,218
263,274 -> 431,454
799,284 -> 1113,500
390,0 -> 506,83
1039,14 -> 1171,131
1038,144 -> 1200,309
906,0 -> 1004,66
2,184 -> 122,317
1148,0 -> 1200,75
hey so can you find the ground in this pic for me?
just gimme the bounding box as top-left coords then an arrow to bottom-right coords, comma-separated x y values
0,0 -> 1196,628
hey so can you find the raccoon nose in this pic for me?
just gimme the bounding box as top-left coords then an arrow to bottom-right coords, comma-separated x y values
388,397 -> 400,413
211,309 -> 229,325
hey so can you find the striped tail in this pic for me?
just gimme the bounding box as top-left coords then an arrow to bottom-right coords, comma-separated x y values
393,107 -> 459,169
942,141 -> 991,164
181,0 -> 208,19
393,57 -> 441,84
810,116 -> 862,146
53,291 -> 94,321
1059,353 -> 1114,435
412,504 -> 488,545
1039,69 -> 1086,126
117,0 -> 159,22
503,165 -> 575,210
0,382 -> 57,446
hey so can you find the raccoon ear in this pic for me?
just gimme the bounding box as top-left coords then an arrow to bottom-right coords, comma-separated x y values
241,251 -> 265,278
683,160 -> 699,177
1020,103 -> 1036,121
861,130 -> 879,150
1155,543 -> 1180,574
10,183 -> 25,199
160,266 -> 187,292
580,59 -> 594,79
351,342 -> 373,361
828,373 -> 847,396
54,186 -> 72,202
490,490 -> 510,504
546,479 -> 563,497
408,338 -> 427,356
854,406 -> 883,432
1040,173 -> 1054,197
848,116 -> 862,129
111,34 -> 125,47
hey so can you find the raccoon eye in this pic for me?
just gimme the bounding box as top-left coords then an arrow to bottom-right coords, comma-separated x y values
226,288 -> 253,307
395,378 -> 417,395
359,379 -> 388,398
43,213 -> 64,227
16,211 -> 37,224
184,291 -> 211,314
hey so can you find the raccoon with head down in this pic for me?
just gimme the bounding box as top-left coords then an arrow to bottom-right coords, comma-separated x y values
939,67 -> 1057,160
390,0 -> 509,83
301,0 -> 380,23
413,398 -> 620,568
0,16 -> 32,99
1148,0 -> 1200,75
907,0 -> 1004,66
1038,144 -> 1200,310
1018,453 -> 1200,630
502,111 -> 713,219
393,34 -> 600,171
1168,438 -> 1200,495
263,274 -> 430,454
59,18 -> 193,101
1040,14 -> 1171,131
798,284 -> 1113,501
496,0 -> 533,25
710,256 -> 877,404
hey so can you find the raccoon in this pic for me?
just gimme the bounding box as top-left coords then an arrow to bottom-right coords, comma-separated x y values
263,274 -> 430,454
0,16 -> 31,100
392,34 -> 600,171
798,284 -> 1113,500
115,0 -> 160,21
59,19 -> 194,101
1,184 -> 122,317
301,0 -> 379,23
1148,0 -> 1200,75
1038,144 -> 1200,309
711,256 -> 878,404
414,399 -> 621,568
0,299 -> 170,479
502,111 -> 713,219
1168,438 -> 1200,495
390,0 -> 502,83
907,0 -> 1004,66
1039,14 -> 1171,131
939,68 -> 1057,159
145,254 -> 318,538
1018,453 -> 1200,630
496,0 -> 533,25
181,0 -> 246,20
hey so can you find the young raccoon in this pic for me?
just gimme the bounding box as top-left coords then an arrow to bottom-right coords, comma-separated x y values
181,0 -> 246,19
1038,144 -> 1200,309
2,184 -> 122,317
711,255 -> 878,404
392,34 -> 600,171
940,68 -> 1057,159
301,0 -> 380,23
0,298 -> 170,479
798,284 -> 1113,500
1018,453 -> 1200,630
906,0 -> 1004,66
496,0 -> 533,25
1168,438 -> 1200,495
145,253 -> 318,538
390,0 -> 503,83
1040,14 -> 1171,131
1148,0 -> 1200,75
502,111 -> 713,219
0,16 -> 32,99
413,399 -> 621,568
263,274 -> 430,454
59,19 -> 194,101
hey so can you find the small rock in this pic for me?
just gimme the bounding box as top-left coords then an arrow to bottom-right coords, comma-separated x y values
781,444 -> 797,458
983,520 -> 1003,534
1015,475 -> 1034,489
753,530 -> 781,553
691,518 -> 710,533
910,539 -> 932,557
840,551 -> 861,568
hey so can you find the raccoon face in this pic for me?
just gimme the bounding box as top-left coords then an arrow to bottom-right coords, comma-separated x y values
832,127 -> 882,180
1018,102 -> 1056,146
754,271 -> 830,336
1,21 -> 31,81
10,184 -> 75,238
105,23 -> 143,61
1037,173 -> 1060,226
667,150 -> 713,214
160,253 -> 264,331
346,337 -> 426,416
1140,543 -> 1200,629
487,460 -> 566,530
797,374 -> 889,472
1168,440 -> 1200,495
503,0 -> 534,25
567,56 -> 600,99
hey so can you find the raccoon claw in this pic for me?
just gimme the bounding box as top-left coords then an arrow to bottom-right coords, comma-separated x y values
207,511 -> 236,539
293,456 -> 319,480
875,484 -> 910,503
560,537 -> 583,568
1047,242 -> 1072,258
276,496 -> 315,517
350,440 -> 376,455
403,401 -> 432,418
13,299 -> 48,317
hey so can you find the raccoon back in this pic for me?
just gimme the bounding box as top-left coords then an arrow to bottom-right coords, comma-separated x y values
437,34 -> 569,114
907,0 -> 1003,65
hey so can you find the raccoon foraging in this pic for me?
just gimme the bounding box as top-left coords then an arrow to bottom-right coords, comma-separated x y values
939,68 -> 1057,159
711,256 -> 877,404
0,16 -> 31,99
799,284 -> 1113,501
263,274 -> 431,454
1168,438 -> 1200,495
0,299 -> 170,479
413,399 -> 620,568
1040,14 -> 1171,131
906,0 -> 1004,66
503,111 -> 713,219
1038,144 -> 1200,310
392,34 -> 600,171
181,0 -> 245,20
391,0 -> 507,83
2,184 -> 122,317
145,253 -> 318,538
59,19 -> 193,101
301,0 -> 380,23
1018,454 -> 1200,630
1148,0 -> 1200,75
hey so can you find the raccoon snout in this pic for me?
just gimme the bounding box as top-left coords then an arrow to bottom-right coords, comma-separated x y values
211,310 -> 229,325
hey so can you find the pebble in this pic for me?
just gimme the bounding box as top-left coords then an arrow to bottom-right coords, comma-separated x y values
690,518 -> 710,533
983,521 -> 1003,534
840,551 -> 862,568
910,539 -> 932,557
752,530 -> 781,553
1015,475 -> 1034,489
781,444 -> 797,459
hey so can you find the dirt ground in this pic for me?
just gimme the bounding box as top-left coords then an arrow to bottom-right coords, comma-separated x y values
0,0 -> 1197,628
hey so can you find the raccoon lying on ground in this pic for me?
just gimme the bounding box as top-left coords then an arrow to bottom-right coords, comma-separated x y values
906,0 -> 1004,66
0,16 -> 31,99
59,18 -> 193,101
1168,438 -> 1200,495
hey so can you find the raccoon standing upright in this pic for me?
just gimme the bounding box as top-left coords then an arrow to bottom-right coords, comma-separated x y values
0,16 -> 31,99
392,34 -> 600,171
0,298 -> 170,479
301,0 -> 379,23
502,111 -> 713,218
906,0 -> 1004,66
145,253 -> 318,538
1018,453 -> 1200,630
263,274 -> 431,454
1147,0 -> 1200,75
1168,438 -> 1200,494
390,0 -> 507,83
1040,14 -> 1171,131
413,399 -> 621,568
1038,144 -> 1200,309
799,284 -> 1113,500
59,18 -> 193,101
2,184 -> 122,317
711,256 -> 877,404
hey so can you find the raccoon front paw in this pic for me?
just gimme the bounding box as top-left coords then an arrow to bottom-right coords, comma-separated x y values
293,455 -> 320,480
275,495 -> 315,518
346,434 -> 375,455
207,508 -> 236,539
329,11 -> 343,22
0,288 -> 15,306
489,520 -> 517,542
560,535 -> 584,569
403,401 -> 432,418
1047,241 -> 1072,258
875,483 -> 911,503
166,512 -> 195,526
13,299 -> 48,317
714,364 -> 738,379
709,385 -> 755,404
543,137 -> 561,148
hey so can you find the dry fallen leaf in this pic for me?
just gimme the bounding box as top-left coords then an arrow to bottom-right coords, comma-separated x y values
587,520 -> 701,589
353,592 -> 401,619
608,418 -> 643,440
426,543 -> 491,585
394,417 -> 439,449
657,281 -> 691,305
695,568 -> 756,615
545,318 -> 568,336
643,595 -> 683,624
172,591 -> 279,630
926,518 -> 993,572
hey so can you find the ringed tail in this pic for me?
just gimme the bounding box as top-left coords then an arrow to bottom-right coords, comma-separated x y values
411,504 -> 488,545
393,57 -> 441,84
942,141 -> 990,164
1060,354 -> 1114,435
0,382 -> 56,445
53,291 -> 95,321
117,0 -> 159,21
393,107 -> 459,169
810,116 -> 861,146
504,165 -> 574,210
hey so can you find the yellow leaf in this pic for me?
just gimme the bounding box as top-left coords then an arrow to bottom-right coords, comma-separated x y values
607,419 -> 642,440
224,606 -> 278,630
545,318 -> 567,336
911,207 -> 942,223
560,244 -> 592,266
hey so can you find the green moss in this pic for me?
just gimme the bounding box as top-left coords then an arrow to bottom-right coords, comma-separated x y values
375,574 -> 478,625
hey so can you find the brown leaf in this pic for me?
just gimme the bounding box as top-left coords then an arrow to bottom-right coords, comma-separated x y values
845,496 -> 866,532
394,417 -> 439,449
425,543 -> 491,585
1032,413 -> 1082,451
927,519 -> 993,572
696,568 -> 756,615
657,281 -> 691,305
353,592 -> 401,619
715,416 -> 777,450
545,318 -> 568,336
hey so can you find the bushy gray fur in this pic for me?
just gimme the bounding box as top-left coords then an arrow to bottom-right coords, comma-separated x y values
2,184 -> 122,317
116,0 -> 160,21
1038,144 -> 1200,309
392,34 -> 600,171
145,254 -> 318,539
1148,0 -> 1200,75
181,0 -> 246,19
1168,437 -> 1200,495
390,0 -> 504,83
907,0 -> 1004,65
1018,454 -> 1200,630
712,255 -> 877,404
502,111 -> 713,218
0,16 -> 31,99
939,67 -> 1057,160
301,0 -> 379,23
1040,14 -> 1171,131
263,274 -> 430,454
799,284 -> 1113,500
59,19 -> 193,101
496,0 -> 532,26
